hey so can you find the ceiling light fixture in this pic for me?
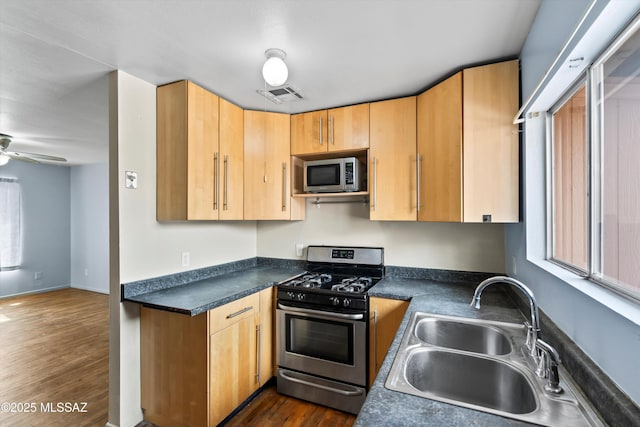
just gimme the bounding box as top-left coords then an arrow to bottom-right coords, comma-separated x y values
262,48 -> 288,87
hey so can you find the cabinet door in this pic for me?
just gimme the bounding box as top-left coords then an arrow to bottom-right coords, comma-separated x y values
209,315 -> 258,425
369,97 -> 417,220
417,72 -> 463,222
368,297 -> 409,387
328,104 -> 370,152
463,60 -> 519,223
291,110 -> 328,155
187,81 -> 219,220
156,80 -> 219,221
244,111 -> 295,220
219,98 -> 244,220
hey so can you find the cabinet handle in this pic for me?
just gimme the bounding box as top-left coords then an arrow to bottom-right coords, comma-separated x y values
416,154 -> 422,212
282,162 -> 287,212
226,306 -> 253,319
213,153 -> 219,210
319,116 -> 323,146
373,310 -> 378,373
330,115 -> 334,145
372,157 -> 377,212
256,324 -> 262,385
223,155 -> 229,211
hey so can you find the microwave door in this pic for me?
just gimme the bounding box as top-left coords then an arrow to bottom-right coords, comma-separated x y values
306,164 -> 342,192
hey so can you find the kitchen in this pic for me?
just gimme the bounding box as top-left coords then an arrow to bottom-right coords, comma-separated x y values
1,0 -> 639,426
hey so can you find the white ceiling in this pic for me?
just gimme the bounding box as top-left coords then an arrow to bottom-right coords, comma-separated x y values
0,0 -> 541,165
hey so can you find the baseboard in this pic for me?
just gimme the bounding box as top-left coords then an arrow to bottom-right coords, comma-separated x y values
0,285 -> 69,299
71,284 -> 109,295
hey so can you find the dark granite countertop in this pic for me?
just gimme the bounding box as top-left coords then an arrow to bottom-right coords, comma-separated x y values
357,277 -> 541,427
123,265 -> 304,316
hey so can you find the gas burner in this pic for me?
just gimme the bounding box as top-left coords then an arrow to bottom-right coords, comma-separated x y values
283,273 -> 333,289
331,277 -> 374,294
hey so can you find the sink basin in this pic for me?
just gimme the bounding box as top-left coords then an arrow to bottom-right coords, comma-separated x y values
405,348 -> 537,414
385,312 -> 605,427
414,317 -> 512,355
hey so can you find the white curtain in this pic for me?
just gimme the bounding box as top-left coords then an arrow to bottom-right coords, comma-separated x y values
0,178 -> 21,270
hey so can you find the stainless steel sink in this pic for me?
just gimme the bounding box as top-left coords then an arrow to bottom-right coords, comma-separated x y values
405,348 -> 537,414
414,317 -> 512,355
385,312 -> 605,427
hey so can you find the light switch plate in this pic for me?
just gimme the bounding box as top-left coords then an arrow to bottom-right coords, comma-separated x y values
125,171 -> 138,189
295,243 -> 304,257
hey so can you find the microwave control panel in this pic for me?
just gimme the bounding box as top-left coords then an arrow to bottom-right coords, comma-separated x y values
345,162 -> 354,185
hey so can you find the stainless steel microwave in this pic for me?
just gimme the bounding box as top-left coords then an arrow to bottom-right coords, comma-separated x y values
304,157 -> 364,193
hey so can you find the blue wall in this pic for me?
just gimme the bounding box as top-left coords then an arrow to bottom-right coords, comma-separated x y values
508,0 -> 640,405
0,161 -> 71,297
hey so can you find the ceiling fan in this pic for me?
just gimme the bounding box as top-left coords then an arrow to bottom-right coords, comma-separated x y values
0,133 -> 67,166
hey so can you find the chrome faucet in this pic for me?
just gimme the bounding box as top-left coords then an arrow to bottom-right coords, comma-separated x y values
470,275 -> 540,357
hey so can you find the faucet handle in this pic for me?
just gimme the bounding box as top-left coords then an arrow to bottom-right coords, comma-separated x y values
535,339 -> 563,394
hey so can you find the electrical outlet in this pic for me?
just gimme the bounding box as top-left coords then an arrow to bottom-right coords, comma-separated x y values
295,243 -> 304,257
34,271 -> 43,280
84,268 -> 89,277
512,256 -> 517,275
181,252 -> 190,267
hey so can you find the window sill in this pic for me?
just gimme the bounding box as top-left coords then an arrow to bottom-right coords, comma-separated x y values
527,255 -> 640,326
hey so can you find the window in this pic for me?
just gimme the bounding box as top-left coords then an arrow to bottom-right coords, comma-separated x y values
0,178 -> 22,271
550,82 -> 588,273
548,16 -> 640,302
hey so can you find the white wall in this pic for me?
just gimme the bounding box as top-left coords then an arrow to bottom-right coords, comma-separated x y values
0,161 -> 70,297
108,70 -> 257,427
70,163 -> 109,293
258,202 -> 505,273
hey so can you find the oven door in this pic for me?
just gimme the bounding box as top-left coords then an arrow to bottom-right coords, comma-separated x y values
276,303 -> 367,386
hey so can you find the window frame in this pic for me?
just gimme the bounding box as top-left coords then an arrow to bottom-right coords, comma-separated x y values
545,13 -> 640,304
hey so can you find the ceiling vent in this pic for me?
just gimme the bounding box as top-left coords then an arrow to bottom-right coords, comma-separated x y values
257,84 -> 304,104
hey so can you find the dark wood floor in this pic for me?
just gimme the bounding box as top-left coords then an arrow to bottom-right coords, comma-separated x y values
0,288 -> 109,427
225,384 -> 356,427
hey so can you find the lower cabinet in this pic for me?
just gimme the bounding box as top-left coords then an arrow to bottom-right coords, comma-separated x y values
141,288 -> 273,426
368,297 -> 409,387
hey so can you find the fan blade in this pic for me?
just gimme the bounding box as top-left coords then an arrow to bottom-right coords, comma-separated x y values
6,152 -> 40,164
8,151 -> 67,162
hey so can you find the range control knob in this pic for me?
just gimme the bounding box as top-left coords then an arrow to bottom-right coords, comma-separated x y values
330,297 -> 340,306
296,293 -> 305,301
287,291 -> 295,299
343,298 -> 350,307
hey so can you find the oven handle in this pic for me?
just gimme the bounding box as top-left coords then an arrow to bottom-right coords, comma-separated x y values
277,303 -> 364,320
279,370 -> 365,397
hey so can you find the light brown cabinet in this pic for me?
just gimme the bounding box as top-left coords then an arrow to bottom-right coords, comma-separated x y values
141,289 -> 272,427
369,97 -> 417,221
368,297 -> 409,387
156,80 -> 243,221
244,110 -> 305,220
417,60 -> 519,223
290,104 -> 369,155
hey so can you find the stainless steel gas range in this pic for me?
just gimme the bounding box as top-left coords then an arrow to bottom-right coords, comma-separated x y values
276,246 -> 384,414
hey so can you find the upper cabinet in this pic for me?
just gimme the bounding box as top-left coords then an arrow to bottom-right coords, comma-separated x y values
244,110 -> 305,220
291,104 -> 370,155
218,98 -> 245,220
417,60 -> 519,223
417,72 -> 463,222
157,80 -> 243,221
157,80 -> 218,220
369,97 -> 417,221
